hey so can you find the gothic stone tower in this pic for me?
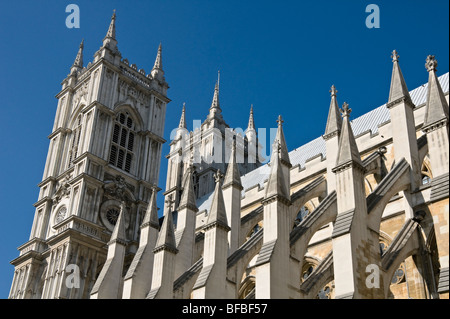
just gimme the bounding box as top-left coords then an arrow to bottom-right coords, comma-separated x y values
164,74 -> 263,217
9,12 -> 169,299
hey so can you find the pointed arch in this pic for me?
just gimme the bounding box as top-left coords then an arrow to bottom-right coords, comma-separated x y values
113,103 -> 144,131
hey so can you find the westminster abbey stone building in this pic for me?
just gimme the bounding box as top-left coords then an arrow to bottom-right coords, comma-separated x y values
9,13 -> 449,299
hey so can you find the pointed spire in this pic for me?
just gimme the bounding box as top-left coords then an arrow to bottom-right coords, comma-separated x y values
154,201 -> 177,252
265,140 -> 290,201
178,103 -> 186,129
153,43 -> 163,70
223,138 -> 243,190
178,166 -> 199,212
387,50 -> 412,107
423,55 -> 449,130
105,10 -> 116,40
275,115 -> 291,167
206,170 -> 230,230
141,187 -> 160,229
247,105 -> 255,130
210,71 -> 221,111
109,202 -> 127,245
324,85 -> 342,139
72,39 -> 84,69
334,103 -> 363,169
151,43 -> 164,81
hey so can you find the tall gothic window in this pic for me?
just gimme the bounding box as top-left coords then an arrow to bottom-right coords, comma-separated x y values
68,115 -> 82,167
109,112 -> 135,173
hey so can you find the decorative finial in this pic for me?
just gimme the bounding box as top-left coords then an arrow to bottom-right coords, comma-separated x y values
217,70 -> 220,89
340,102 -> 352,117
330,85 -> 338,97
178,103 -> 186,129
276,115 -> 284,127
153,43 -> 163,70
72,39 -> 84,69
105,9 -> 117,40
425,55 -> 437,72
391,50 -> 399,62
247,104 -> 255,130
214,170 -> 224,183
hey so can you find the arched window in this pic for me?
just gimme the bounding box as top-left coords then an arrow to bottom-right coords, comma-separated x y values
301,262 -> 315,282
379,239 -> 406,285
421,157 -> 432,185
68,115 -> 82,167
109,112 -> 136,173
317,281 -> 334,299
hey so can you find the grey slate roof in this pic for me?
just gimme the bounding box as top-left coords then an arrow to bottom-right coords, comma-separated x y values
196,73 -> 449,214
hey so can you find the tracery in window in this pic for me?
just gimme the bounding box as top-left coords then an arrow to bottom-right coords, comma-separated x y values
109,112 -> 136,173
106,208 -> 120,226
379,239 -> 406,285
390,263 -> 406,285
238,276 -> 255,299
317,281 -> 334,299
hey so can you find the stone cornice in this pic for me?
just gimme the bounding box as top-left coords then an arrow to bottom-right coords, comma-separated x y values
322,130 -> 340,141
261,194 -> 291,206
203,220 -> 231,232
421,117 -> 449,134
140,220 -> 160,230
386,96 -> 415,109
108,238 -> 128,246
48,127 -> 71,140
10,250 -> 44,267
72,151 -> 108,167
33,196 -> 52,208
163,185 -> 181,196
94,101 -> 116,117
16,237 -> 47,256
332,160 -> 365,174
153,243 -> 178,254
139,130 -> 166,144
222,180 -> 243,191
177,202 -> 199,213
49,215 -> 109,245
55,86 -> 75,99
37,176 -> 57,188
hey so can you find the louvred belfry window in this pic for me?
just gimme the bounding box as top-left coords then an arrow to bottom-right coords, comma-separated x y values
109,112 -> 135,173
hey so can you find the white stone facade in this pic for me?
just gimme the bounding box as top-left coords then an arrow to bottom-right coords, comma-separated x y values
9,14 -> 449,299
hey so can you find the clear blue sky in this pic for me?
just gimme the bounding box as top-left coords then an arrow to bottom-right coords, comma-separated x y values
0,0 -> 448,298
